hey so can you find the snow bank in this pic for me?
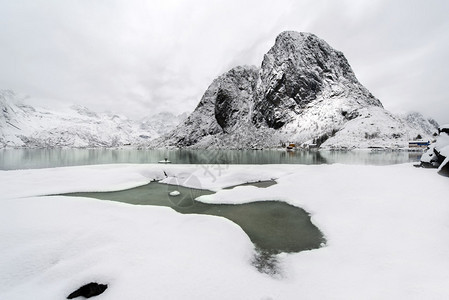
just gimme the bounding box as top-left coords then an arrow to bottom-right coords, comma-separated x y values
1,163 -> 449,299
0,196 -> 263,299
436,133 -> 449,156
421,132 -> 449,168
0,164 -> 297,199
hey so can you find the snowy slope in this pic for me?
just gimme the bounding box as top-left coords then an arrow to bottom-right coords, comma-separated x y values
0,90 -> 185,148
157,31 -> 438,149
290,102 -> 438,149
140,111 -> 188,138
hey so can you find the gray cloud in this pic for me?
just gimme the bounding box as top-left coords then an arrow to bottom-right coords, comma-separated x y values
0,0 -> 448,123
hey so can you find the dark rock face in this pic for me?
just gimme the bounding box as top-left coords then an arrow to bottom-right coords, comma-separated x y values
215,88 -> 236,130
252,32 -> 381,129
213,66 -> 258,132
162,65 -> 259,147
67,282 -> 108,299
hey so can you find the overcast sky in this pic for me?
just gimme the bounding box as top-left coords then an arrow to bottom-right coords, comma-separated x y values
1,0 -> 448,123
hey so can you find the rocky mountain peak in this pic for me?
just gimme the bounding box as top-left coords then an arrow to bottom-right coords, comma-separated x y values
253,31 -> 382,129
156,31 -> 436,149
266,31 -> 360,85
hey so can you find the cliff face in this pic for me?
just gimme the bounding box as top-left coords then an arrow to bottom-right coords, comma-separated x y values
163,66 -> 260,147
253,32 -> 381,129
155,31 -> 438,149
214,66 -> 258,132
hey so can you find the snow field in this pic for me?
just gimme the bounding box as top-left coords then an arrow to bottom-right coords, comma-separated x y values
1,163 -> 449,299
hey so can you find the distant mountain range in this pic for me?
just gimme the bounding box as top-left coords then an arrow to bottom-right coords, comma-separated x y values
0,90 -> 186,148
154,31 -> 438,149
1,31 -> 439,150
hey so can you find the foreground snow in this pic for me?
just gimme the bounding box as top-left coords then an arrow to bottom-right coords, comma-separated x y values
1,163 -> 449,299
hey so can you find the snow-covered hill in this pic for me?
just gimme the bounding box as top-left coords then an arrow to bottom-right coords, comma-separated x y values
156,31 -> 438,149
140,112 -> 188,138
0,90 -> 185,148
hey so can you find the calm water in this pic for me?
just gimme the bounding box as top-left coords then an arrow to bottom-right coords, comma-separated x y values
0,148 -> 423,170
62,181 -> 324,254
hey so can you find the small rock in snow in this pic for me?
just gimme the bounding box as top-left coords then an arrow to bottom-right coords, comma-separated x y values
67,282 -> 107,299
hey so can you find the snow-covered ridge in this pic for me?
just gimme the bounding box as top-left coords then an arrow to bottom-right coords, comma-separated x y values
156,31 -> 438,149
0,90 -> 186,148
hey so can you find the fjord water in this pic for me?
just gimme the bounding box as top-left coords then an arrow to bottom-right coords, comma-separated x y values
0,148 -> 423,170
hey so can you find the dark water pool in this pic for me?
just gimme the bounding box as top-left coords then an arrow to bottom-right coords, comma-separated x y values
62,182 -> 324,255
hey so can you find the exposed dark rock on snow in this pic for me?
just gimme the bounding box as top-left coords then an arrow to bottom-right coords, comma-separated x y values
67,282 -> 107,299
157,31 -> 437,149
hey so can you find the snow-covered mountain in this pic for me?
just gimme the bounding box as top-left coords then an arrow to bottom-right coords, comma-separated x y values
156,31 -> 438,149
0,90 -> 185,148
1,32 -> 439,150
141,112 -> 188,138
